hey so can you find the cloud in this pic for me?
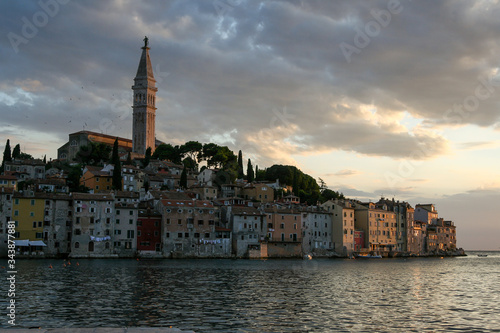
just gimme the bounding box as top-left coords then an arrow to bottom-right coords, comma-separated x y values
457,141 -> 498,150
329,169 -> 361,177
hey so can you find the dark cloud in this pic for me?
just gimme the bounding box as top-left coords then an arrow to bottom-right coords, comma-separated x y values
1,0 -> 499,165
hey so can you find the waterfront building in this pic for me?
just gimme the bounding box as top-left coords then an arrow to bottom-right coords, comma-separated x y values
12,191 -> 45,241
223,206 -> 265,257
427,218 -> 456,252
264,207 -> 302,257
415,204 -> 439,224
376,198 -> 413,252
158,199 -> 230,258
301,208 -> 333,255
41,194 -> 72,256
0,188 -> 14,253
320,199 -> 355,256
70,193 -> 116,257
113,192 -> 139,256
353,202 -> 397,253
408,220 -> 427,255
137,201 -> 162,255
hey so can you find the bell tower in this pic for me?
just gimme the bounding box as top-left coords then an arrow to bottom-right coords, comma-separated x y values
132,36 -> 157,155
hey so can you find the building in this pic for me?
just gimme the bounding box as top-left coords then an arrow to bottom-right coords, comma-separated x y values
224,206 -> 265,257
4,159 -> 45,180
241,183 -> 274,203
122,165 -> 144,192
137,201 -> 162,255
0,175 -> 18,191
80,165 -> 113,193
264,207 -> 302,257
301,208 -> 334,255
132,37 -> 157,155
57,130 -> 133,162
415,204 -> 439,225
320,199 -> 355,256
158,199 -> 230,258
12,191 -> 45,242
70,193 -> 116,258
353,202 -> 397,253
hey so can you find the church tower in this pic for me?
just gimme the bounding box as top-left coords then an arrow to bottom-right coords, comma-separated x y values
132,36 -> 157,155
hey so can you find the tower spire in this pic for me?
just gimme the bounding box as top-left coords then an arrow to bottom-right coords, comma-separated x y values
132,37 -> 157,155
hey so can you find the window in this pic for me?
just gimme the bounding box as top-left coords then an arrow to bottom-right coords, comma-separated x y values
14,210 -> 18,216
129,219 -> 133,225
33,221 -> 37,228
116,210 -> 120,215
114,230 -> 121,235
178,219 -> 182,225
294,224 -> 297,230
90,207 -> 95,213
154,231 -> 158,236
31,199 -> 35,206
138,231 -> 141,237
209,220 -> 215,225
14,198 -> 19,205
127,230 -> 134,238
166,232 -> 170,238
75,229 -> 81,235
105,208 -> 112,213
178,233 -> 183,238
280,223 -> 284,229
194,233 -> 200,238
129,210 -> 134,216
116,219 -> 120,224
198,220 -> 204,226
166,218 -> 170,225
38,221 -> 42,227
74,242 -> 80,249
205,233 -> 210,238
30,212 -> 34,217
185,232 -> 189,238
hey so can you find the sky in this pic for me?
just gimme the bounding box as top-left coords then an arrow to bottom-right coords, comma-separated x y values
1,0 -> 499,250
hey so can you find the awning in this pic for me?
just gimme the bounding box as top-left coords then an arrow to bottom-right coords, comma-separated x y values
29,240 -> 47,247
14,239 -> 30,247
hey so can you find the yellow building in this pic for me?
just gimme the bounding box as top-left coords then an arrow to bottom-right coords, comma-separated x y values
80,166 -> 114,193
12,192 -> 45,240
242,183 -> 274,202
0,175 -> 18,191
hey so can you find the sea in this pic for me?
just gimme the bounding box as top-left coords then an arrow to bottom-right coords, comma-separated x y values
1,251 -> 499,332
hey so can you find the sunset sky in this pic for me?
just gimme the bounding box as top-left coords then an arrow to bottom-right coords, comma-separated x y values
1,0 -> 499,250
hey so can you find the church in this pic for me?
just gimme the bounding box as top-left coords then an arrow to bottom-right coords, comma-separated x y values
57,37 -> 159,161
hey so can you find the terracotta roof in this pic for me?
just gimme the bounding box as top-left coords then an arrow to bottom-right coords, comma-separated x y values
231,206 -> 264,215
0,175 -> 18,180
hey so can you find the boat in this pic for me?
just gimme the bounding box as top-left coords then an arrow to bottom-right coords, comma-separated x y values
303,254 -> 313,260
355,253 -> 382,259
477,254 -> 488,257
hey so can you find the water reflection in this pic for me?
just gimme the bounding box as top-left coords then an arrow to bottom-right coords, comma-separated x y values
1,256 -> 499,332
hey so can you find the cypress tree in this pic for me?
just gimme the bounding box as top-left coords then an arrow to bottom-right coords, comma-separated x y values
180,165 -> 187,189
111,138 -> 119,164
111,138 -> 122,190
12,144 -> 21,159
144,147 -> 152,167
126,152 -> 132,165
237,150 -> 244,179
43,154 -> 47,164
2,139 -> 12,171
247,159 -> 254,183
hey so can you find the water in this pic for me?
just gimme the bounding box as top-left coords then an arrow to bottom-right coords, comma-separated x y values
1,252 -> 500,332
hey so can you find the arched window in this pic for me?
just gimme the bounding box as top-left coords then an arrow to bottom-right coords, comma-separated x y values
105,242 -> 110,249
74,242 -> 80,249
88,241 -> 94,252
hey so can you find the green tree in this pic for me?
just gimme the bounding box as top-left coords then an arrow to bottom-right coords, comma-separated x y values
180,165 -> 187,189
180,141 -> 202,166
112,161 -> 122,190
126,152 -> 132,165
12,144 -> 21,159
237,150 -> 244,179
110,138 -> 119,164
2,139 -> 12,170
43,155 -> 47,164
182,156 -> 197,170
144,147 -> 152,167
75,142 -> 111,166
247,159 -> 254,183
152,143 -> 182,164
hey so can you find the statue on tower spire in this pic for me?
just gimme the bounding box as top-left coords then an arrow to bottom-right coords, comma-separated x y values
143,36 -> 149,48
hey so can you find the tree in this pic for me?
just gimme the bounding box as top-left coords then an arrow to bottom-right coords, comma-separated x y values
152,143 -> 182,164
126,152 -> 132,165
144,147 -> 152,167
292,168 -> 299,195
74,142 -> 111,166
182,156 -> 197,170
110,138 -> 119,164
237,150 -> 244,179
111,138 -> 122,190
12,144 -> 20,159
247,159 -> 254,183
2,139 -> 12,170
318,177 -> 327,192
43,155 -> 47,164
180,141 -> 202,166
112,161 -> 122,190
180,165 -> 187,189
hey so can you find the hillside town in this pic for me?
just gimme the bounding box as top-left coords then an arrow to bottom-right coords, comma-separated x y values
0,38 -> 462,259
